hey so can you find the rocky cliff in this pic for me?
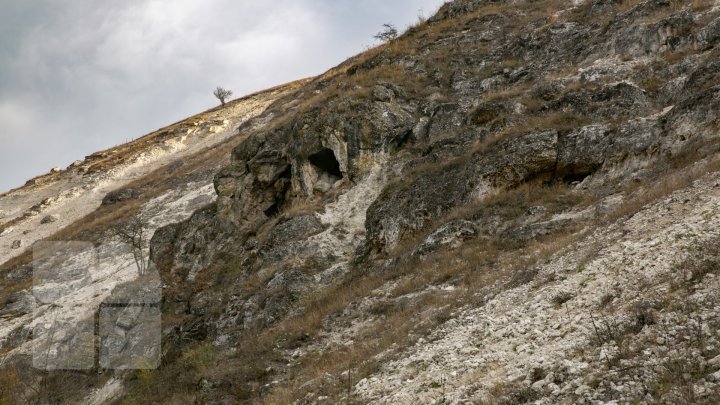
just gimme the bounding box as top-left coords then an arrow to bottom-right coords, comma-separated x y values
3,0 -> 720,403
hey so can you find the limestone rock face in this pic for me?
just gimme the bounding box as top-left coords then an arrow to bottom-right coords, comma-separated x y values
128,0 -> 720,401
611,11 -> 695,57
146,9 -> 720,395
0,291 -> 33,318
364,130 -> 559,252
697,16 -> 720,46
6,0 -> 720,403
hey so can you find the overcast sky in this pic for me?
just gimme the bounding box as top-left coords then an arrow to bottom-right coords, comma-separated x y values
0,0 -> 446,193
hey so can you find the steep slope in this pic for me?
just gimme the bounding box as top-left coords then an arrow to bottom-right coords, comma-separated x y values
0,80 -> 306,402
0,81 -> 304,266
143,0 -> 720,403
3,0 -> 720,403
356,170 -> 720,403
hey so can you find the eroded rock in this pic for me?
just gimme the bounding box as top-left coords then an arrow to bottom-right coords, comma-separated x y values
102,188 -> 142,205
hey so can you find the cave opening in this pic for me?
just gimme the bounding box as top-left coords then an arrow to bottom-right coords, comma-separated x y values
308,148 -> 343,179
561,172 -> 592,184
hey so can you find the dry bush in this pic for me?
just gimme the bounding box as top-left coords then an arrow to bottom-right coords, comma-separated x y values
639,77 -> 664,92
647,356 -> 709,403
691,0 -> 715,12
0,369 -> 21,405
662,49 -> 690,65
182,341 -> 218,372
674,238 -> 720,286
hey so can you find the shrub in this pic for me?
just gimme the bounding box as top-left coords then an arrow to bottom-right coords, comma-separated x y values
374,23 -> 398,42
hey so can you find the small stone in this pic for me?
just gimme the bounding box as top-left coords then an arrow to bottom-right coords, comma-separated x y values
244,238 -> 259,250
656,337 -> 666,345
313,172 -> 340,193
372,85 -> 395,102
526,206 -> 548,216
11,240 -> 21,249
40,215 -> 59,224
532,379 -> 547,390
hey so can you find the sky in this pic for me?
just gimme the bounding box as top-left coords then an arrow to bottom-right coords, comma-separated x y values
0,0 -> 447,193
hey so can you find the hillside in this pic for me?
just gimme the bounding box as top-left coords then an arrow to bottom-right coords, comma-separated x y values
2,0 -> 720,403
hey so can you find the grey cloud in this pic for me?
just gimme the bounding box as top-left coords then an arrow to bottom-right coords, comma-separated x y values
0,0 -> 446,192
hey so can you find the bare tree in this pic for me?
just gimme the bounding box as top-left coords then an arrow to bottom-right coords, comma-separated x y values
374,23 -> 398,42
213,86 -> 233,105
110,214 -> 149,275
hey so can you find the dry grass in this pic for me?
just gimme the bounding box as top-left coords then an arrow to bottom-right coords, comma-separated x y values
566,0 -> 688,28
607,156 -> 720,222
482,82 -> 535,104
260,224 -> 587,403
662,49 -> 691,65
390,179 -> 591,256
254,122 -> 720,403
638,77 -> 664,92
9,0 -> 720,402
240,172 -> 597,402
472,111 -> 591,154
0,369 -> 21,405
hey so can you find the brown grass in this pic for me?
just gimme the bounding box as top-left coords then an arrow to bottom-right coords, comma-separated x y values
607,156 -> 720,222
473,111 -> 591,154
260,224 -> 587,403
116,192 -> 588,402
390,179 -> 591,256
11,0 -> 720,402
254,118 -> 720,403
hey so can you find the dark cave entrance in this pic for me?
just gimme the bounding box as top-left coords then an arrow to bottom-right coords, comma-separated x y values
561,171 -> 592,184
308,148 -> 343,179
